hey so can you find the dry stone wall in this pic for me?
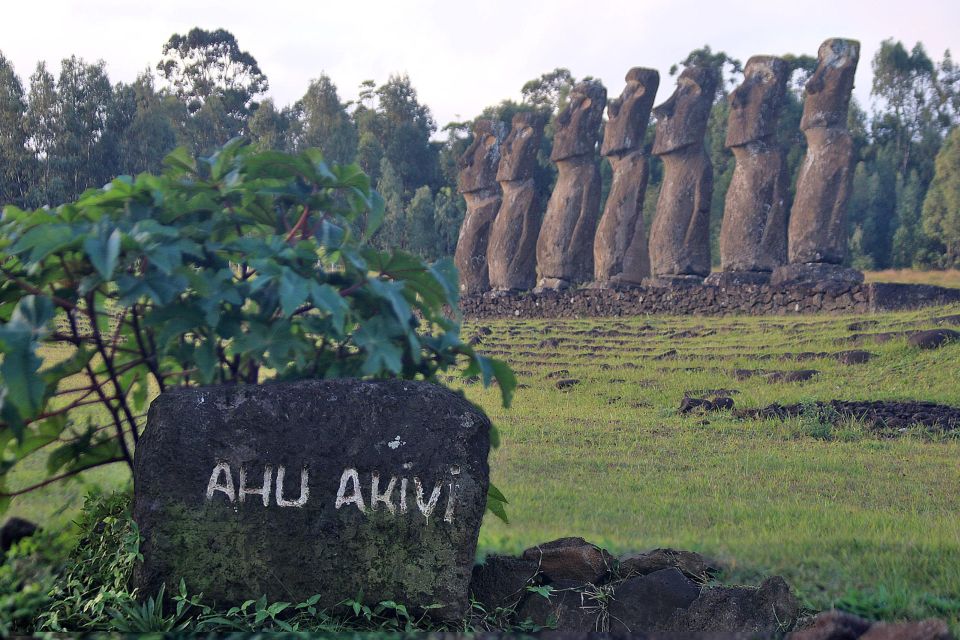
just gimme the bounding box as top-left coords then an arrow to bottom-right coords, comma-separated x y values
461,282 -> 960,319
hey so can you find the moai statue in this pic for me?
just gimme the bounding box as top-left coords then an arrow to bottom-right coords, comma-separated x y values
593,68 -> 660,287
535,80 -> 607,289
709,56 -> 790,286
453,119 -> 507,295
487,112 -> 546,292
773,38 -> 862,286
647,66 -> 719,285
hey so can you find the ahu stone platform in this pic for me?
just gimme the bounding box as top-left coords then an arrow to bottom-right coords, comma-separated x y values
461,281 -> 960,319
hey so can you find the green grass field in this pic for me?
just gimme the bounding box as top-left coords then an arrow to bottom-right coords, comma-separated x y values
7,302 -> 960,625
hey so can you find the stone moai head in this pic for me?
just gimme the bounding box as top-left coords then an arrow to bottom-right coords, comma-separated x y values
601,67 -> 660,157
725,56 -> 789,147
800,38 -> 860,130
457,119 -> 507,194
550,80 -> 607,162
496,112 -> 546,182
652,66 -> 720,155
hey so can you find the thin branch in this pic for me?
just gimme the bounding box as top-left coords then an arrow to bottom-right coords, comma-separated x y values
284,205 -> 311,244
0,457 -> 125,497
0,267 -> 78,310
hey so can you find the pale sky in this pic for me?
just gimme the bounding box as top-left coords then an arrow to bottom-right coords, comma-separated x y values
1,0 -> 957,131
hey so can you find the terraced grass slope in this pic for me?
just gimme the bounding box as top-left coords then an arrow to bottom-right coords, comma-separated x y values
457,304 -> 960,624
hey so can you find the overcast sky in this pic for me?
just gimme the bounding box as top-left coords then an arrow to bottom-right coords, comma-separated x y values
2,0 -> 957,131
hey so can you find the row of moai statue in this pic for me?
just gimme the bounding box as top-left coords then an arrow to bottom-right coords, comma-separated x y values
453,38 -> 863,295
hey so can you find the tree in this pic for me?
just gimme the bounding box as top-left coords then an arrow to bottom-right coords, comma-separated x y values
157,28 -> 267,118
670,45 -> 743,94
117,72 -> 185,175
375,157 -> 406,250
24,63 -> 63,206
0,52 -> 31,206
433,186 -> 464,257
52,57 -> 117,197
405,186 -> 437,258
291,74 -> 357,164
891,170 -> 924,267
871,39 -> 939,178
521,68 -> 575,112
922,127 -> 960,265
247,98 -> 290,151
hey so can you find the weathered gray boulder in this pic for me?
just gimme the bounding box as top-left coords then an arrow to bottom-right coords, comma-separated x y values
608,568 -> 701,633
786,38 -> 860,268
619,547 -> 720,583
594,68 -> 659,286
719,55 -> 790,278
470,554 -> 541,612
515,579 -> 599,632
672,575 -> 800,633
133,379 -> 491,621
487,112 -> 546,292
648,66 -> 718,283
454,120 -> 507,295
536,80 -> 606,289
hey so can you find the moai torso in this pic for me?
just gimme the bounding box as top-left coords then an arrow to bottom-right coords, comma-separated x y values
594,68 -> 659,286
648,66 -> 718,281
454,119 -> 507,295
487,112 -> 546,291
719,56 -> 790,278
787,38 -> 860,266
535,80 -> 607,289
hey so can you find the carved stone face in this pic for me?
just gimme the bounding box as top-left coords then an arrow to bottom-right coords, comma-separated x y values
550,80 -> 607,162
601,67 -> 659,157
457,119 -> 507,193
726,56 -> 789,147
652,66 -> 719,155
496,112 -> 545,182
800,38 -> 860,130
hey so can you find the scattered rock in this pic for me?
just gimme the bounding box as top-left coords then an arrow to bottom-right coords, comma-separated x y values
546,369 -> 571,379
768,369 -> 819,383
835,350 -> 872,365
608,568 -> 701,633
932,314 -> 960,326
735,399 -> 960,433
555,379 -> 581,391
860,619 -> 953,640
908,329 -> 959,350
539,338 -> 562,348
0,517 -> 38,553
476,326 -> 493,336
521,537 -> 612,584
619,548 -> 720,583
470,555 -> 541,612
675,575 -> 800,633
679,396 -> 735,414
790,609 -> 873,640
654,349 -> 679,360
790,609 -> 953,640
847,320 -> 878,331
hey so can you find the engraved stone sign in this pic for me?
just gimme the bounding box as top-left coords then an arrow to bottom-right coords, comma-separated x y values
132,379 -> 491,620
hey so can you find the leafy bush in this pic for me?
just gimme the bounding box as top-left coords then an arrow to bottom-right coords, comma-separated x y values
0,139 -> 514,512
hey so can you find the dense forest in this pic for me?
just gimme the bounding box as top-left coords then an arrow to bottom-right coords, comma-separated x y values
1,28 -> 959,268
